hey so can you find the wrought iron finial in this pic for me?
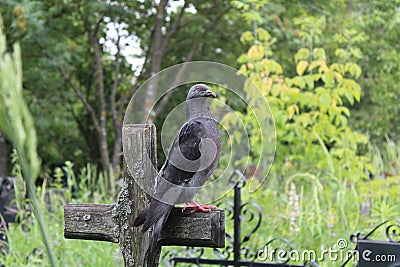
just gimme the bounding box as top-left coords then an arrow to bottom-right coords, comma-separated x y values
385,220 -> 400,242
228,170 -> 246,189
349,219 -> 400,243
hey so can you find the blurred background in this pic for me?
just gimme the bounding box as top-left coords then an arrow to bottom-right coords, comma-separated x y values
0,0 -> 399,266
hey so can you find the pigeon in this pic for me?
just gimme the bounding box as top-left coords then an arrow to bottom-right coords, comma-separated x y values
133,83 -> 221,265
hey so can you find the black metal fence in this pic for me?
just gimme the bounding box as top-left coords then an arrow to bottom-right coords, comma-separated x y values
341,219 -> 400,267
162,170 -> 319,267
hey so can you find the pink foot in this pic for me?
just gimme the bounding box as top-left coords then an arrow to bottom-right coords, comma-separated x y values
181,201 -> 217,214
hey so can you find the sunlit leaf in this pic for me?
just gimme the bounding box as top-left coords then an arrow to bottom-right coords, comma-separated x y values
296,60 -> 308,75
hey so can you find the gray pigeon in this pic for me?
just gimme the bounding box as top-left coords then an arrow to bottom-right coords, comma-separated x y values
133,84 -> 221,264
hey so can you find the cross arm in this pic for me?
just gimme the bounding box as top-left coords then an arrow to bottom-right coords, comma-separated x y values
64,203 -> 118,243
160,207 -> 225,247
64,204 -> 225,247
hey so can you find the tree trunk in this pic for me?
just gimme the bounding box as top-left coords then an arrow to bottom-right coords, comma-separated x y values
82,12 -> 112,190
143,0 -> 169,123
110,33 -> 124,178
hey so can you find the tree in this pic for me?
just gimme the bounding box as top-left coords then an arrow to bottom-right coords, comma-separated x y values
232,0 -> 400,144
1,0 -> 245,188
228,1 -> 370,182
348,0 -> 400,143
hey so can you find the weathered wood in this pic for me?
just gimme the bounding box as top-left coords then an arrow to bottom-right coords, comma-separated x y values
64,204 -> 118,243
63,124 -> 226,267
64,206 -> 225,247
161,207 -> 225,248
116,124 -> 158,266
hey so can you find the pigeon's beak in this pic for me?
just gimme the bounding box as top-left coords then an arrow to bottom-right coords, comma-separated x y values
205,89 -> 216,98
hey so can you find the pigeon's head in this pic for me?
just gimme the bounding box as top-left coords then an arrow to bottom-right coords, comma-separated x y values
186,84 -> 216,100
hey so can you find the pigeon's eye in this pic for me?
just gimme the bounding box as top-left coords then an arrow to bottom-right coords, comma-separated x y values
195,86 -> 201,91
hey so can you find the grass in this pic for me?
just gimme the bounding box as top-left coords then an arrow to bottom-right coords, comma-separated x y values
0,19 -> 57,266
160,140 -> 400,267
0,163 -> 122,267
2,196 -> 121,267
2,139 -> 399,266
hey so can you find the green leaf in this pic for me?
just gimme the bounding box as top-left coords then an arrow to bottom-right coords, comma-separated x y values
265,59 -> 283,74
237,53 -> 248,63
345,63 -> 362,78
313,48 -> 326,60
349,47 -> 363,59
240,31 -> 254,44
305,75 -> 314,89
335,114 -> 347,126
322,71 -> 335,87
293,76 -> 306,89
330,63 -> 346,75
247,45 -> 264,60
296,60 -> 308,75
344,90 -> 354,105
335,48 -> 347,59
338,107 -> 350,117
256,28 -> 271,42
295,48 -> 310,62
319,92 -> 331,107
285,77 -> 293,88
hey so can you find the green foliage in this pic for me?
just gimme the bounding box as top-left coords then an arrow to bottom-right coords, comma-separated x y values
348,0 -> 400,143
233,0 -> 400,144
0,162 -> 121,266
58,161 -> 117,203
237,25 -> 369,181
0,23 -> 39,181
1,0 -> 247,173
1,1 -> 400,266
189,3 -> 399,266
0,18 -> 57,266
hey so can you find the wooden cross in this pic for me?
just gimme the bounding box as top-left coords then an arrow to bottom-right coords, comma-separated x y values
64,124 -> 225,266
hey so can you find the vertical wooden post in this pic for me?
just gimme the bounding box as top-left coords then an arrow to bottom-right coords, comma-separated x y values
116,124 -> 157,266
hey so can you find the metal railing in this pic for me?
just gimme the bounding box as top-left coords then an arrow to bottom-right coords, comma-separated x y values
162,170 -> 319,267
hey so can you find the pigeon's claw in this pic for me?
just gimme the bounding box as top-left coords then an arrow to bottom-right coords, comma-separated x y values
182,201 -> 217,214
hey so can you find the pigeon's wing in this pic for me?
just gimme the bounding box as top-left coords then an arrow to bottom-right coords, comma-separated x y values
159,119 -> 203,185
179,117 -> 222,201
177,120 -> 202,161
134,120 -> 204,232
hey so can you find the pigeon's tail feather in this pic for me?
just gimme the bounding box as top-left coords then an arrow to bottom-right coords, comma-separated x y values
151,216 -> 164,251
142,200 -> 173,233
133,204 -> 151,227
147,215 -> 167,266
133,198 -> 173,234
145,207 -> 173,266
145,214 -> 165,266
